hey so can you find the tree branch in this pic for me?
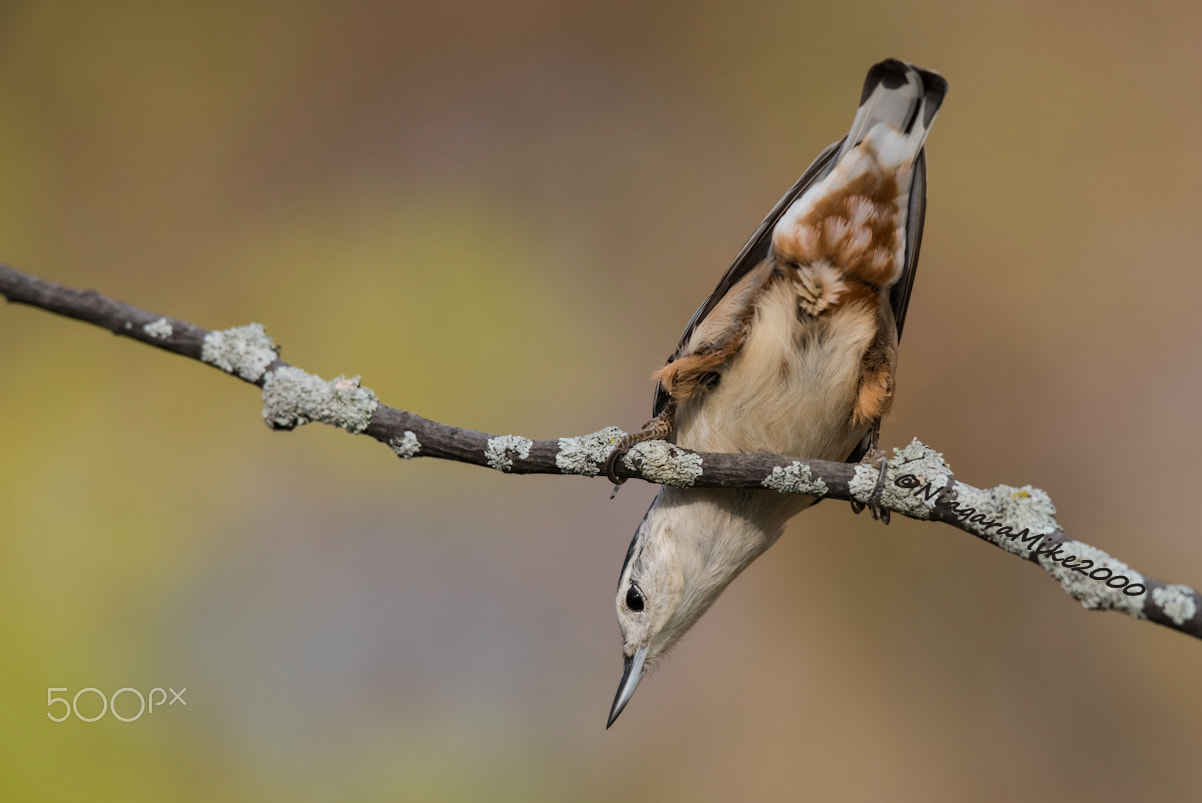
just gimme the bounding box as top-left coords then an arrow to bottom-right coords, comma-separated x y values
3,263 -> 1198,641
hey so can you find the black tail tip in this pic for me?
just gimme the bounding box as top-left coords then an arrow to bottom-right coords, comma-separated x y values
860,58 -> 910,105
917,68 -> 948,124
917,68 -> 949,105
861,59 -> 949,124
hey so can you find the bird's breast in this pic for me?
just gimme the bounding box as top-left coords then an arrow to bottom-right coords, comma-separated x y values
674,273 -> 879,462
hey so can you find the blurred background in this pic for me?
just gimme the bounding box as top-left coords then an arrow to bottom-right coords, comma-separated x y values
2,1 -> 1201,800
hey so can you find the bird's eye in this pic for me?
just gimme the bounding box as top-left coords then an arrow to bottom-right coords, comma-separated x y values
625,585 -> 645,612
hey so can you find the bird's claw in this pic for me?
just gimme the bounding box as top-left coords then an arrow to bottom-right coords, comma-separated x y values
850,449 -> 890,523
604,435 -> 639,487
605,402 -> 677,490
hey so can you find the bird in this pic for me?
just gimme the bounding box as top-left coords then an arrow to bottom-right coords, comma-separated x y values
605,59 -> 947,728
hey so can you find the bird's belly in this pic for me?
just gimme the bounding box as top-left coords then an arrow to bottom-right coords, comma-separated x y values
674,278 -> 877,462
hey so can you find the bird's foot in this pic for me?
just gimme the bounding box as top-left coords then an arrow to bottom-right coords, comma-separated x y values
850,447 -> 891,523
604,402 -> 676,488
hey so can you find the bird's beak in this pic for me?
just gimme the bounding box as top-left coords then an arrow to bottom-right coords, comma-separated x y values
607,645 -> 649,728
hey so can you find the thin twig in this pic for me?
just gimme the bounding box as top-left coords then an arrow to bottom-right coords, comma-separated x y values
2,263 -> 1198,640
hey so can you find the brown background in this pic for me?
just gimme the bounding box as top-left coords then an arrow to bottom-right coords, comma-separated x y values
2,1 -> 1201,800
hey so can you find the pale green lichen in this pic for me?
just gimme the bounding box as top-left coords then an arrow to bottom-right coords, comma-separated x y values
556,426 -> 626,476
1037,541 -> 1146,618
1151,584 -> 1198,626
944,483 -> 1058,557
202,323 -> 278,382
485,435 -> 533,472
261,367 -> 377,433
143,317 -> 173,340
621,441 -> 703,487
390,431 -> 421,459
855,439 -> 954,520
762,462 -> 828,496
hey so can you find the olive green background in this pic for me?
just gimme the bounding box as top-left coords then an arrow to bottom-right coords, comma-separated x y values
3,1 -> 1201,800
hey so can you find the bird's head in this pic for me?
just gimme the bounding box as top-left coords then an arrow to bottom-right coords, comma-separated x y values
607,487 -> 785,727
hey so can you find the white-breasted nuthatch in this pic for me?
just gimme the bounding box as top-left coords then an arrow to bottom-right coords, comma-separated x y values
605,59 -> 947,727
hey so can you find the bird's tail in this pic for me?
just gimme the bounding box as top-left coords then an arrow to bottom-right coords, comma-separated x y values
836,59 -> 948,167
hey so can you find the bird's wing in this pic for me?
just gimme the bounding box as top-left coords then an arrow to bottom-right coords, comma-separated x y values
890,147 -> 926,343
651,139 -> 843,418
